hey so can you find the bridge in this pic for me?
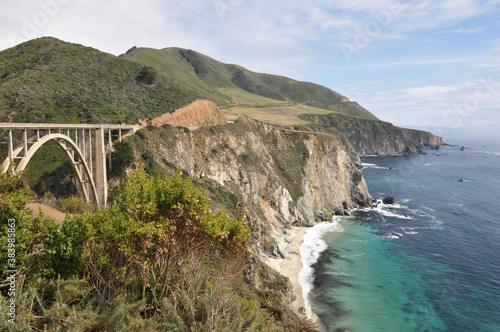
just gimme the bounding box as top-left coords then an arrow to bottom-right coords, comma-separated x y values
0,123 -> 142,207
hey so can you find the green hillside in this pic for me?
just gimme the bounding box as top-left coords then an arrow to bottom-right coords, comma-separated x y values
0,37 -> 199,124
121,47 -> 379,122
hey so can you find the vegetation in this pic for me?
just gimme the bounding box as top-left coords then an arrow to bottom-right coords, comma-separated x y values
59,194 -> 95,214
0,37 -> 199,124
0,166 -> 317,331
109,141 -> 135,177
121,46 -> 378,121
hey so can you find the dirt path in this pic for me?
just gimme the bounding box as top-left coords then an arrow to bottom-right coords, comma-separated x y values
26,203 -> 72,225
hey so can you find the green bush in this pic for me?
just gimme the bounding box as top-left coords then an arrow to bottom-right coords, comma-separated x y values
59,194 -> 95,214
83,166 -> 250,306
0,164 -> 317,331
135,66 -> 157,85
110,140 -> 135,177
0,168 -> 89,282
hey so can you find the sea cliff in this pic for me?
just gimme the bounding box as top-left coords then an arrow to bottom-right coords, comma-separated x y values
131,115 -> 372,257
129,114 -> 373,308
299,113 -> 444,156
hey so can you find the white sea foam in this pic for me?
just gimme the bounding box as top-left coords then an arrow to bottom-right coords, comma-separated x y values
344,252 -> 367,257
373,201 -> 412,219
362,163 -> 392,170
384,233 -> 400,240
299,220 -> 342,320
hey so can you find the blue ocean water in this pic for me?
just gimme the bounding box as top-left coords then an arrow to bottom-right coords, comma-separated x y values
308,128 -> 500,332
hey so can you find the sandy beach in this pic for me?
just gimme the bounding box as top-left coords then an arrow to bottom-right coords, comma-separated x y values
280,226 -> 308,314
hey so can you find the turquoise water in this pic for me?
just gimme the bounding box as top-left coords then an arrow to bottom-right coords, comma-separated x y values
308,129 -> 500,332
312,219 -> 447,332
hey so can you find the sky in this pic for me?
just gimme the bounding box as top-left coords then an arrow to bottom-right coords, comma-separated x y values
1,0 -> 500,134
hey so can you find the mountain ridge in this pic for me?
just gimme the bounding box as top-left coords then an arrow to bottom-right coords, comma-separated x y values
121,46 -> 379,120
121,44 -> 443,155
0,37 -> 444,160
0,37 -> 199,124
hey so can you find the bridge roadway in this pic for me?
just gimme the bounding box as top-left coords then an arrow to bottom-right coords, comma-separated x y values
0,123 -> 142,207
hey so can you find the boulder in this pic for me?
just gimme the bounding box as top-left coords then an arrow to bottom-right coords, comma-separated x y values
383,195 -> 395,204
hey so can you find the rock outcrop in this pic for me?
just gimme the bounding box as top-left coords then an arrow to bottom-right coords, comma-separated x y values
299,114 -> 444,156
383,195 -> 395,204
150,99 -> 227,127
131,116 -> 372,262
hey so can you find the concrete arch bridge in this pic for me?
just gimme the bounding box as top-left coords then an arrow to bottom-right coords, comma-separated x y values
0,123 -> 141,207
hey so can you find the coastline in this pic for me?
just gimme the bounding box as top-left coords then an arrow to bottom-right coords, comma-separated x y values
278,220 -> 349,319
280,226 -> 308,314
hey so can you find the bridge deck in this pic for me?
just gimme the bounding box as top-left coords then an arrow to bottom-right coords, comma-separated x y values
0,123 -> 140,130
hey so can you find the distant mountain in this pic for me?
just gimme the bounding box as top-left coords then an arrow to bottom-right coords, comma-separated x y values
0,37 -> 199,124
121,47 -> 378,120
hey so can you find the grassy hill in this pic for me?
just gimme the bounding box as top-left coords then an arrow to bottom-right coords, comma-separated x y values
0,37 -> 200,194
121,47 -> 379,123
0,37 -> 199,124
121,46 -> 445,154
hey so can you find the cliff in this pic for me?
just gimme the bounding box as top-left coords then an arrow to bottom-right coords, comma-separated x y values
130,116 -> 372,258
298,114 -> 444,156
150,99 -> 227,127
129,116 -> 372,306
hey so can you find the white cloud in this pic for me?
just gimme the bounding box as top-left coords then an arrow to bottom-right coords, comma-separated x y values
488,39 -> 500,53
403,86 -> 457,96
0,0 -> 169,54
336,75 -> 500,128
453,26 -> 486,34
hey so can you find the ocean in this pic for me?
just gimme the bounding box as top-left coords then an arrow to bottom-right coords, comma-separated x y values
302,128 -> 500,332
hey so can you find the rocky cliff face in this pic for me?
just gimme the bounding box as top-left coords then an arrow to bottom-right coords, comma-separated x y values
299,114 -> 444,156
130,116 -> 372,262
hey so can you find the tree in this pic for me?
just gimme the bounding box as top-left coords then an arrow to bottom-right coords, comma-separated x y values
110,140 -> 134,177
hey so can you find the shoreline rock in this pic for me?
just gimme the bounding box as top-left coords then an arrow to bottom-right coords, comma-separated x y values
383,195 -> 395,204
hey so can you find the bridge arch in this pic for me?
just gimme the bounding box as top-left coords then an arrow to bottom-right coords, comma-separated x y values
4,133 -> 98,204
1,123 -> 140,207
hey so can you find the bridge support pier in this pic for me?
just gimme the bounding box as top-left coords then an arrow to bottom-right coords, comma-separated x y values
94,127 -> 108,207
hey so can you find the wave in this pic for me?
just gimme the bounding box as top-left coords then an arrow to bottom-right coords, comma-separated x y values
372,201 -> 413,219
299,220 -> 342,320
362,163 -> 392,170
384,233 -> 401,240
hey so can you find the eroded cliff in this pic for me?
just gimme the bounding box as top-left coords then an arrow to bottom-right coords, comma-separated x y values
130,116 -> 372,263
298,113 -> 444,156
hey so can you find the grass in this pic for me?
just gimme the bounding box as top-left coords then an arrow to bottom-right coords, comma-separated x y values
0,37 -> 199,124
223,105 -> 341,127
122,46 -> 379,122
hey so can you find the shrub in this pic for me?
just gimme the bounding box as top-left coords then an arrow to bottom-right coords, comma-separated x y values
59,194 -> 95,214
135,66 -> 157,85
0,168 -> 88,282
84,166 -> 250,307
110,140 -> 134,177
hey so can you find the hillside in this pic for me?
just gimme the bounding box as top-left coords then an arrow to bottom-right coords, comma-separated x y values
298,113 -> 444,155
0,37 -> 199,124
121,47 -> 378,121
0,38 -> 443,157
122,46 -> 443,155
